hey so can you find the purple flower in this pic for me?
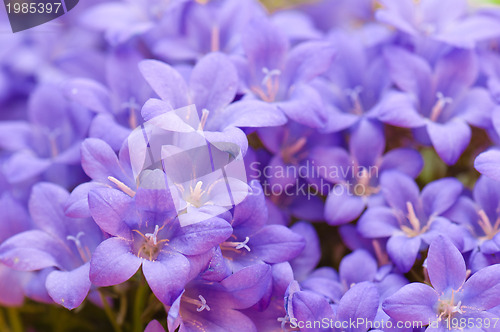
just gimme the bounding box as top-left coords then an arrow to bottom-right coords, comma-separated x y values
0,183 -> 103,309
0,194 -> 31,306
294,0 -> 376,33
378,47 -> 494,165
312,31 -> 391,132
144,320 -> 165,332
153,0 -> 265,62
81,0 -> 188,46
167,263 -> 271,332
475,148 -> 500,182
0,84 -> 92,191
310,119 -> 423,225
139,51 -> 287,133
376,0 -> 500,49
443,175 -> 500,272
357,171 -> 467,272
284,280 -> 379,332
253,120 -> 341,223
65,49 -> 153,151
65,138 -> 135,219
88,180 -> 232,305
217,180 -> 305,273
234,17 -> 336,128
383,236 -> 500,330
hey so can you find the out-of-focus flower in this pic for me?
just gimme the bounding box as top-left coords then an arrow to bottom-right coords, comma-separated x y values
311,119 -> 422,225
378,47 -> 495,165
65,48 -> 153,150
234,17 -> 336,129
444,176 -> 500,272
0,193 -> 31,306
0,183 -> 103,309
0,84 -> 92,194
376,0 -> 500,49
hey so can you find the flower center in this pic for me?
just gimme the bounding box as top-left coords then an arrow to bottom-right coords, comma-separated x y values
122,97 -> 140,129
400,201 -> 430,237
353,168 -> 380,197
281,137 -> 307,164
251,67 -> 281,102
133,225 -> 169,261
185,181 -> 208,208
221,236 -> 251,253
437,290 -> 465,321
67,231 -> 91,262
185,295 -> 211,312
345,86 -> 364,115
477,210 -> 500,240
429,92 -> 453,122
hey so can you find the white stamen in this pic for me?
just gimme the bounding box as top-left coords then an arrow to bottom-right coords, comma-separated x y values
108,176 -> 136,197
234,236 -> 251,252
345,86 -> 364,115
261,67 -> 281,86
66,231 -> 85,248
277,315 -> 289,330
452,301 -> 463,314
430,92 -> 453,122
196,295 -> 210,312
145,225 -> 160,246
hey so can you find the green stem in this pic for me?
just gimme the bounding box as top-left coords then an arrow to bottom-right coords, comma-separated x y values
7,308 -> 23,332
133,281 -> 148,332
0,308 -> 11,332
99,290 -> 122,332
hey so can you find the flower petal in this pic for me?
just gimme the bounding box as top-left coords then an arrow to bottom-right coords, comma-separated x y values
190,52 -> 238,113
382,283 -> 438,323
421,178 -> 463,217
427,119 -> 471,166
325,189 -> 365,225
461,264 -> 500,310
89,238 -> 142,286
139,60 -> 189,108
88,187 -> 134,239
46,263 -> 91,310
143,251 -> 190,306
427,236 -> 466,293
386,235 -> 421,273
474,149 -> 500,181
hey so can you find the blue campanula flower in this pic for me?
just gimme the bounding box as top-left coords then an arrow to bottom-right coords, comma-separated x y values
383,236 -> 500,331
311,119 -> 423,225
233,16 -> 336,129
378,47 -> 495,165
88,174 -> 232,305
168,263 -> 272,332
444,175 -> 500,272
357,172 -> 469,272
0,183 -> 104,309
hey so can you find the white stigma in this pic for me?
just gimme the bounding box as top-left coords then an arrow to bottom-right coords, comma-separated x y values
196,295 -> 210,312
235,237 -> 251,252
145,225 -> 160,246
261,67 -> 281,86
66,231 -> 85,248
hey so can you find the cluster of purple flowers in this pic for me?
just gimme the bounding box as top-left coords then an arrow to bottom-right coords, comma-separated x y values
2,0 -> 500,331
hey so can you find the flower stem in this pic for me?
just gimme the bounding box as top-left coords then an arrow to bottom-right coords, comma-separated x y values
0,308 -> 11,332
133,281 -> 148,332
7,308 -> 22,332
99,290 -> 122,332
